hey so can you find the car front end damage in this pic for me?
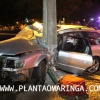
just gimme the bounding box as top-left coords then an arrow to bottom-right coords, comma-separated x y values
0,22 -> 50,85
0,55 -> 29,82
0,38 -> 49,83
0,50 -> 48,83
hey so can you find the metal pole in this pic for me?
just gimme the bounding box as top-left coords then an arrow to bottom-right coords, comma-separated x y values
43,0 -> 58,83
86,20 -> 91,26
43,0 -> 48,46
43,0 -> 57,54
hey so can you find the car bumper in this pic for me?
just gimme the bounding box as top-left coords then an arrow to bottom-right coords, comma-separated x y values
1,68 -> 29,82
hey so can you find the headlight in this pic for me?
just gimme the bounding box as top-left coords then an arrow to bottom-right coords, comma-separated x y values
14,60 -> 25,68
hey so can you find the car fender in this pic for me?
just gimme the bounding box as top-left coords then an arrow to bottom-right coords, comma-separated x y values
91,45 -> 100,57
92,54 -> 100,57
92,50 -> 100,57
34,52 -> 47,67
20,51 -> 47,69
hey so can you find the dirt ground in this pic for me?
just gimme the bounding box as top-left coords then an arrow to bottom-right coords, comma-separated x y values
0,70 -> 100,100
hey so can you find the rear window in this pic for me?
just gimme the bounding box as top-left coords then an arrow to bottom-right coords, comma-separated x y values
82,32 -> 100,45
82,32 -> 100,39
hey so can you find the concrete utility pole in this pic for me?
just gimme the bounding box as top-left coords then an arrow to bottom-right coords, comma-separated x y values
43,0 -> 57,54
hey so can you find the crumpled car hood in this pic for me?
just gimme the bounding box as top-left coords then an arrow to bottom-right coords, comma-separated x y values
0,37 -> 46,56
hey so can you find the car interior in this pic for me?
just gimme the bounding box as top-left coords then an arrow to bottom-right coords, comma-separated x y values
57,33 -> 92,55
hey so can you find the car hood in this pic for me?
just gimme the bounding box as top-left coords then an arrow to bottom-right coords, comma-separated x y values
0,37 -> 46,56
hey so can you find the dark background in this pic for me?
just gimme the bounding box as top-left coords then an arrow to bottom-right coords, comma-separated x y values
0,0 -> 100,25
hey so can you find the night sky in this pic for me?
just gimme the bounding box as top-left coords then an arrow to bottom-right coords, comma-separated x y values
0,0 -> 100,25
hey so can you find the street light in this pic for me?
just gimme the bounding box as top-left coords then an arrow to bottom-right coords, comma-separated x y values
86,18 -> 94,26
16,21 -> 19,25
96,17 -> 100,22
25,18 -> 29,24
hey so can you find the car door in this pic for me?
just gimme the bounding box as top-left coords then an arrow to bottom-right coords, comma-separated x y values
57,36 -> 93,75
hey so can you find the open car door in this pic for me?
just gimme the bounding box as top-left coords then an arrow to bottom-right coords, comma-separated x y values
57,36 -> 93,75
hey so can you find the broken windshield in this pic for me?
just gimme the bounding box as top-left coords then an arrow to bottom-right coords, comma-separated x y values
16,22 -> 43,39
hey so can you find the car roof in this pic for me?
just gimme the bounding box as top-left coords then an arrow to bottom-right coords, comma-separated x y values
57,24 -> 95,30
57,25 -> 99,35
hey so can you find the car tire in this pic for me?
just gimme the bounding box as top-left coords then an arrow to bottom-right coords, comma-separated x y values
31,61 -> 46,85
87,57 -> 100,73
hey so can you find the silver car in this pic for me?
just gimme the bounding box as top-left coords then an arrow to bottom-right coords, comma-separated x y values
0,23 -> 99,85
56,27 -> 100,75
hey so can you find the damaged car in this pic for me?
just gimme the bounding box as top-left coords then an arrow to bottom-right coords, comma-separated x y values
0,22 -> 49,85
0,22 -> 99,85
56,28 -> 100,75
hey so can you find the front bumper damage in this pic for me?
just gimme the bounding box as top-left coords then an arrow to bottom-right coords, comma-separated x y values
1,68 -> 30,82
0,55 -> 31,82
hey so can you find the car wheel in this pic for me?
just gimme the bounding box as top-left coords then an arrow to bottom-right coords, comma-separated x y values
87,57 -> 100,73
31,61 -> 46,85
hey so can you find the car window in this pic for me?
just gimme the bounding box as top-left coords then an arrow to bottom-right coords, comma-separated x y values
82,32 -> 100,38
93,32 -> 100,37
82,32 -> 100,45
63,32 -> 81,37
62,36 -> 86,52
57,32 -> 81,51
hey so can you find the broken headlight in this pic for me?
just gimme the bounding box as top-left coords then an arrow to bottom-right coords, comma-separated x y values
14,60 -> 25,68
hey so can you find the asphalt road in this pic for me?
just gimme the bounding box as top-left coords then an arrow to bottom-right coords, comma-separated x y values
0,70 -> 100,100
0,33 -> 16,41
